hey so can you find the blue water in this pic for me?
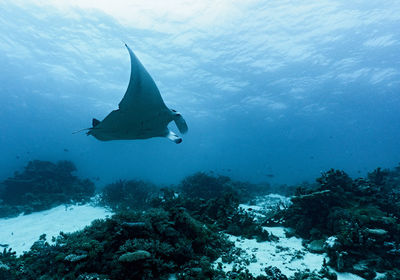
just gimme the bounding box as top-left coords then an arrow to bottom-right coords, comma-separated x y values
0,1 -> 399,186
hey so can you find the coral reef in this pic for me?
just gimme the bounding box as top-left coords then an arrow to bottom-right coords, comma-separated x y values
0,171 -> 277,279
0,206 -> 231,280
271,167 -> 400,279
155,172 -> 272,241
2,165 -> 400,279
0,160 -> 95,217
179,172 -> 274,204
100,179 -> 159,211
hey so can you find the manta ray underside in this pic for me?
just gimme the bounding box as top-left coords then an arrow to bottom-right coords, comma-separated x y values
87,44 -> 188,144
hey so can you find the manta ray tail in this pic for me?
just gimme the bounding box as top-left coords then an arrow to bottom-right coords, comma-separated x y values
166,130 -> 182,144
72,128 -> 90,134
173,114 -> 188,134
73,118 -> 100,135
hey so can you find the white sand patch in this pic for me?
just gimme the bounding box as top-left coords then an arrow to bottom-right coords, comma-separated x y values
334,271 -> 365,280
216,227 -> 364,279
244,194 -> 291,210
256,194 -> 291,207
239,194 -> 291,220
239,204 -> 264,212
216,226 -> 325,277
0,204 -> 111,255
215,224 -> 363,279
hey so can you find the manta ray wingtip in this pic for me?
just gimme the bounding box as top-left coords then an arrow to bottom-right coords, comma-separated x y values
124,43 -> 132,52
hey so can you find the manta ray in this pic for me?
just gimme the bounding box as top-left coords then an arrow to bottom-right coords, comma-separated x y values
87,44 -> 188,144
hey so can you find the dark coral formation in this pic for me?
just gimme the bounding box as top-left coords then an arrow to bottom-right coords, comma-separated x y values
0,160 -> 94,217
100,179 -> 159,211
0,206 -> 230,279
99,172 -> 271,241
157,172 -> 272,241
275,167 -> 400,279
180,172 -> 275,203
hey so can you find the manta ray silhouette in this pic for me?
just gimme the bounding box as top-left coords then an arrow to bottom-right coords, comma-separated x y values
87,44 -> 188,144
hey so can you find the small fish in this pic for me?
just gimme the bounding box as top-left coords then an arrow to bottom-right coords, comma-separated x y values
64,148 -> 69,152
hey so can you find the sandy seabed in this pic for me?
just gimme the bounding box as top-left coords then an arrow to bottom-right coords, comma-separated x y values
0,204 -> 111,255
0,197 -> 365,280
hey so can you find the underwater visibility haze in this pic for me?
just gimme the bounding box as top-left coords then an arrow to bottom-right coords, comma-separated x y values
0,0 -> 400,185
2,1 -> 400,279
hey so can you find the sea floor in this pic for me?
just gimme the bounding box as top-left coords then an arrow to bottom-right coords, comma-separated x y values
0,204 -> 111,255
214,226 -> 364,280
0,196 -> 365,279
216,195 -> 365,280
215,227 -> 325,277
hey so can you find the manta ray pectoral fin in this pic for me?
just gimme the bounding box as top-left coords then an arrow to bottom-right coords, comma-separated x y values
173,112 -> 188,134
166,130 -> 182,144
